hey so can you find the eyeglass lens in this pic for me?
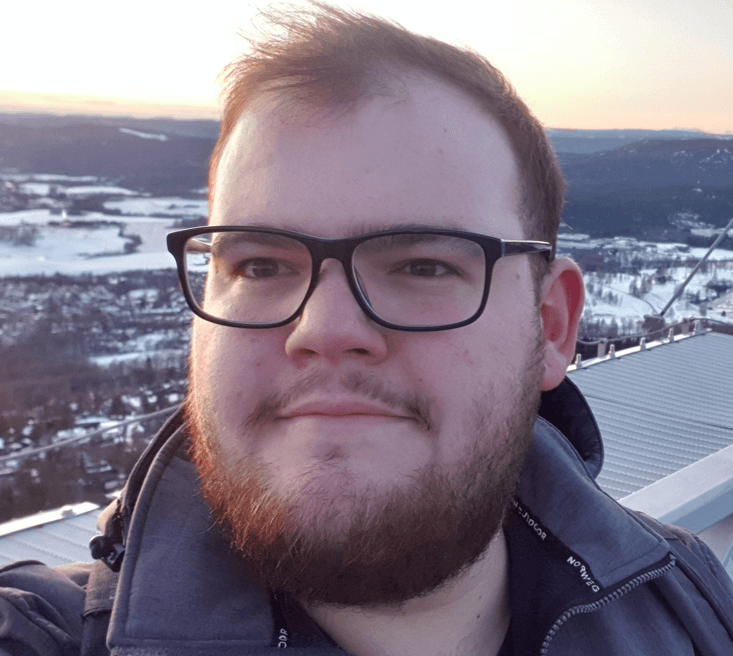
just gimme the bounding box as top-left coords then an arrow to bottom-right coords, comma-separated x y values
183,231 -> 487,327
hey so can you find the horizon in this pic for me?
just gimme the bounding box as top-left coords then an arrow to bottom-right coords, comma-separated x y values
2,0 -> 731,134
1,89 -> 731,137
0,89 -> 221,122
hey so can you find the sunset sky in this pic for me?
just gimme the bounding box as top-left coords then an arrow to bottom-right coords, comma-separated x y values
1,0 -> 731,133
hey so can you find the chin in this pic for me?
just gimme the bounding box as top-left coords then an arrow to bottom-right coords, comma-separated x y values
187,392 -> 539,607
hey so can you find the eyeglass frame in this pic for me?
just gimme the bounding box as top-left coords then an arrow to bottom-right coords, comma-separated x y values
166,225 -> 554,332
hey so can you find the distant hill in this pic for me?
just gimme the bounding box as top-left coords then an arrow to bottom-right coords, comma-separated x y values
0,113 -> 220,139
1,114 -> 731,239
0,118 -> 217,196
559,138 -> 733,188
559,138 -> 733,237
547,128 -> 729,155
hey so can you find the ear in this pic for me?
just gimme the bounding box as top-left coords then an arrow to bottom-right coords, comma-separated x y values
539,258 -> 585,391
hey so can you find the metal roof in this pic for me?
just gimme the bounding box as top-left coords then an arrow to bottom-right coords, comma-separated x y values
568,331 -> 733,500
0,502 -> 101,567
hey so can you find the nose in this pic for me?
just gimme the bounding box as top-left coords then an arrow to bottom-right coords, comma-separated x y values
284,259 -> 389,365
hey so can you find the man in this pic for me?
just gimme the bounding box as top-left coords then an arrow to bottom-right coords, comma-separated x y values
1,5 -> 732,656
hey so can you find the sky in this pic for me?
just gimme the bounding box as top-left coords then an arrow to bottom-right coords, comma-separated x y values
1,0 -> 731,133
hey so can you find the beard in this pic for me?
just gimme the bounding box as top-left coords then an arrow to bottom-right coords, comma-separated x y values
187,333 -> 544,609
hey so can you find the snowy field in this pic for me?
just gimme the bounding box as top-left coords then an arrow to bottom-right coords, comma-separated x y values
557,233 -> 733,263
556,232 -> 733,328
0,209 -> 178,276
0,174 -> 207,275
2,174 -> 98,183
104,197 -> 208,218
582,268 -> 733,325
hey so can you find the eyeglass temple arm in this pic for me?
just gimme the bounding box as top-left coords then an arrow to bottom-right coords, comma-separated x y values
185,238 -> 211,254
502,240 -> 554,261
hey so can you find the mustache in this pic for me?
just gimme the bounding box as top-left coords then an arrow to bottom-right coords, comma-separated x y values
242,370 -> 434,434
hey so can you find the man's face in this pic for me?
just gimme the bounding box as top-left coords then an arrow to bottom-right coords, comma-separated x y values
188,78 -> 547,606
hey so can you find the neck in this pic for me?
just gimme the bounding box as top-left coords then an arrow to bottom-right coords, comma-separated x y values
302,531 -> 510,656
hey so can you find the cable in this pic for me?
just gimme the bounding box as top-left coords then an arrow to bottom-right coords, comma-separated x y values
0,405 -> 181,465
577,217 -> 733,347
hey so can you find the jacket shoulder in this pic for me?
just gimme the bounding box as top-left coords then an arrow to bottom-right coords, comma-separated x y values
0,559 -> 91,656
632,511 -> 733,643
633,512 -> 733,593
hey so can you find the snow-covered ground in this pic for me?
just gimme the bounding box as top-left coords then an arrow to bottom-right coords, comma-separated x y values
119,127 -> 168,141
64,185 -> 138,197
2,174 -> 98,183
557,233 -> 733,263
557,232 -> 733,330
583,268 -> 733,324
0,211 -> 178,276
90,349 -> 186,367
103,197 -> 207,217
0,245 -> 174,277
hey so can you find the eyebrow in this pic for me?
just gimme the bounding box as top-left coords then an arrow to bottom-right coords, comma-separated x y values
347,220 -> 468,237
210,231 -> 307,257
357,232 -> 484,256
234,218 -> 470,238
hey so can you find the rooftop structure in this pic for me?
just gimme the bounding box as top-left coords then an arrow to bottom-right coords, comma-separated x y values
568,328 -> 733,577
0,502 -> 102,567
567,329 -> 733,499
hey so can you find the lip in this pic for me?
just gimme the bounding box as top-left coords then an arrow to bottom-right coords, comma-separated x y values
279,400 -> 410,420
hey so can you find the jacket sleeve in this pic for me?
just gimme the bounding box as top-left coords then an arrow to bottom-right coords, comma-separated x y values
0,560 -> 91,656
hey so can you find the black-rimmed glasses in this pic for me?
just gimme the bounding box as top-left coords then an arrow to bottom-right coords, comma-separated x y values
166,227 -> 553,332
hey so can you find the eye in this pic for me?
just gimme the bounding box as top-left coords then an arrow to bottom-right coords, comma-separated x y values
235,258 -> 298,278
393,259 -> 460,278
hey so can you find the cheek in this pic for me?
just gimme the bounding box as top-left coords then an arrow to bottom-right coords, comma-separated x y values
191,321 -> 278,421
398,335 -> 485,431
412,310 -> 538,420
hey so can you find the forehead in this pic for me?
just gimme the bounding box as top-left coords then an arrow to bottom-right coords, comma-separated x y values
211,77 -> 523,239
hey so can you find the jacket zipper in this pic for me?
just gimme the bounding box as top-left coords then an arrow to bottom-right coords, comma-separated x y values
539,553 -> 676,655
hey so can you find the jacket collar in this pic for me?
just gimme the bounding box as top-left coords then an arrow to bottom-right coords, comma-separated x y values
505,379 -> 673,654
538,377 -> 604,479
107,423 -> 283,653
514,411 -> 670,591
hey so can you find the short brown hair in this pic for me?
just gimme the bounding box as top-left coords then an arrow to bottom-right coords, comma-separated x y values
210,3 -> 564,254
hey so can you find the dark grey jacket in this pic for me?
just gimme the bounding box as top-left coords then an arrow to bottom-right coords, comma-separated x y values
1,379 -> 732,655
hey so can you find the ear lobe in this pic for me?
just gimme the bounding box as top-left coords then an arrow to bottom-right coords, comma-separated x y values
539,258 -> 585,391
